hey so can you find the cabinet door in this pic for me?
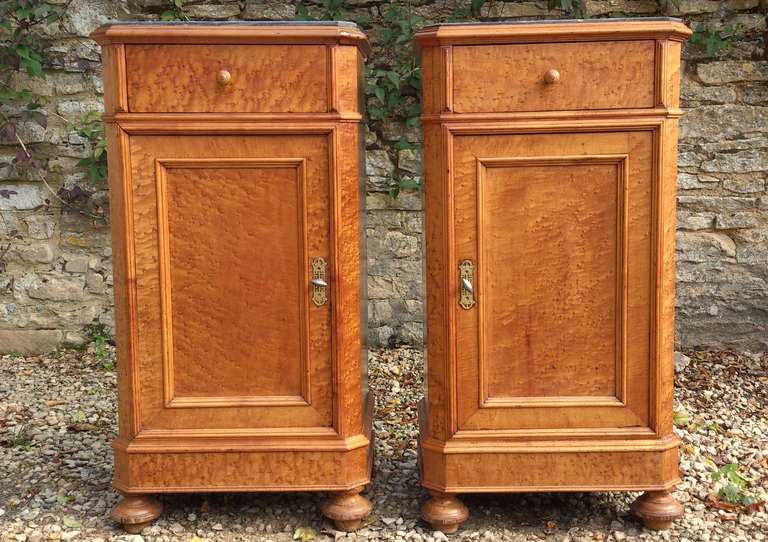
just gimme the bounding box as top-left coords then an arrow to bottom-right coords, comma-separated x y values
453,129 -> 655,434
128,134 -> 334,435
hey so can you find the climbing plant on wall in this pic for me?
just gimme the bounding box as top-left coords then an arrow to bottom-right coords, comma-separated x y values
0,0 -> 107,272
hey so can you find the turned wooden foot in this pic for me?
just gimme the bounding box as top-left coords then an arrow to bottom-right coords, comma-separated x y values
421,490 -> 469,534
110,493 -> 162,534
630,490 -> 683,530
321,486 -> 372,532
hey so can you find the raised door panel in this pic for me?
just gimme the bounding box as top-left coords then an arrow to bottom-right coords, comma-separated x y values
158,159 -> 310,407
129,134 -> 333,434
453,130 -> 655,434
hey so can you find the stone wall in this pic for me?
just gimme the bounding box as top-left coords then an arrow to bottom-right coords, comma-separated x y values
0,0 -> 766,353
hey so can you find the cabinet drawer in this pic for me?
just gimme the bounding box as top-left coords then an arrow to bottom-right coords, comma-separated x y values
452,40 -> 656,113
125,44 -> 329,113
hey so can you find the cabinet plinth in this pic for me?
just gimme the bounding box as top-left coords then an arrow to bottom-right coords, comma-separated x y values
415,18 -> 691,533
93,22 -> 371,533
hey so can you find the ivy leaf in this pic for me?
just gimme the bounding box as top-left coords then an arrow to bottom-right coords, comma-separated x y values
373,86 -> 386,103
385,71 -> 400,89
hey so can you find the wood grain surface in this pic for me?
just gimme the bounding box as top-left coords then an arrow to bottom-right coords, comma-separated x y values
453,41 -> 656,112
129,134 -> 332,430
158,159 -> 309,405
126,45 -> 328,113
416,20 -> 688,508
97,25 -> 371,516
453,129 -> 652,432
477,156 -> 625,402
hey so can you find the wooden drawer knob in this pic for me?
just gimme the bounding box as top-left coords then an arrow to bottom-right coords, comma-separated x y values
216,69 -> 232,86
544,69 -> 560,84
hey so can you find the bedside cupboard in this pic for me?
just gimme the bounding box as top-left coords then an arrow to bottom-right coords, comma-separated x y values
415,18 -> 691,533
92,22 -> 372,533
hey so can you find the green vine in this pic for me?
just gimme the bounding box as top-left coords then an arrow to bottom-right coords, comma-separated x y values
449,0 -> 485,20
367,3 -> 422,126
690,24 -> 733,56
0,0 -> 105,273
160,0 -> 186,21
296,0 -> 346,21
68,110 -> 107,183
0,0 -> 64,149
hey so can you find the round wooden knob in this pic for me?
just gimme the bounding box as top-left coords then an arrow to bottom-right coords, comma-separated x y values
216,69 -> 232,86
544,69 -> 560,84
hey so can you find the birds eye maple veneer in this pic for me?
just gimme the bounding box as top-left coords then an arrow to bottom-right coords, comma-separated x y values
414,18 -> 691,533
92,22 -> 372,533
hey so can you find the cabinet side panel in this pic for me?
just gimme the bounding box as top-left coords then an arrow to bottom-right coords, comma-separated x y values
423,123 -> 450,440
656,118 -> 679,437
106,124 -> 138,438
334,122 -> 365,438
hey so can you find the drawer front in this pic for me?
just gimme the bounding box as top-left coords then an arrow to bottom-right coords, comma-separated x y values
452,40 -> 656,113
125,44 -> 328,113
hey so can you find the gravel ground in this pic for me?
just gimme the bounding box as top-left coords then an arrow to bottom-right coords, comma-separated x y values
0,346 -> 765,541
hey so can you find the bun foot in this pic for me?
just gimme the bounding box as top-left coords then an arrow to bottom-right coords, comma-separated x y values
123,521 -> 152,535
110,493 -> 162,534
334,518 -> 363,531
630,490 -> 683,530
421,491 -> 468,534
322,486 -> 372,532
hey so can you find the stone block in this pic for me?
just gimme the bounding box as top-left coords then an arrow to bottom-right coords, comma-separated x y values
701,149 -> 768,173
383,231 -> 419,258
366,150 -> 395,177
678,195 -> 756,212
680,105 -> 768,140
23,215 -> 56,240
697,61 -> 768,85
681,79 -> 738,103
483,1 -> 549,18
367,192 -> 422,211
726,13 -> 767,33
242,0 -> 296,19
723,177 -> 765,193
64,254 -> 90,273
0,330 -> 63,354
56,99 -> 104,118
185,2 -> 241,19
677,210 -> 715,230
586,0 -> 657,15
86,272 -> 105,294
52,72 -> 92,95
397,149 -> 422,174
27,275 -> 85,302
0,183 -> 47,211
726,0 -> 760,9
63,0 -> 120,37
677,231 -> 737,262
670,0 -> 721,14
716,212 -> 759,229
678,173 -> 717,190
11,243 -> 56,264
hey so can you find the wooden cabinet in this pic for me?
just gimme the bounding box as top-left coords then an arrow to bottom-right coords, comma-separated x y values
415,19 -> 691,533
92,23 -> 372,534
